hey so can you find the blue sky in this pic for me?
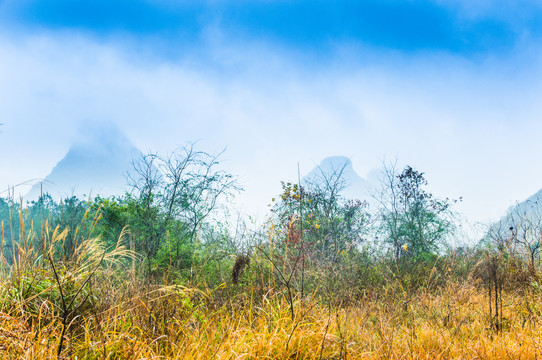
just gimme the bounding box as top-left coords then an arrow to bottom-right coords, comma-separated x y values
1,0 -> 542,232
1,0 -> 539,56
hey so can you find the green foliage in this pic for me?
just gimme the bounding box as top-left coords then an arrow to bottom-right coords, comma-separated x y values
271,179 -> 369,263
377,164 -> 457,261
126,144 -> 241,273
4,149 -> 541,326
5,145 -> 542,358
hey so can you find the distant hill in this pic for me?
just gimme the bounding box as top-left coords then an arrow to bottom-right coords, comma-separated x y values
487,187 -> 542,241
26,123 -> 141,201
303,156 -> 371,201
510,189 -> 542,215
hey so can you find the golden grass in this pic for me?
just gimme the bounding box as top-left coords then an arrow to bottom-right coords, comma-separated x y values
1,206 -> 541,359
1,275 -> 541,359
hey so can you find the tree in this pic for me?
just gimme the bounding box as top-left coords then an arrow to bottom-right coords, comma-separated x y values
127,153 -> 164,265
267,163 -> 370,301
375,162 -> 457,260
302,163 -> 369,260
487,200 -> 542,276
160,145 -> 241,245
271,162 -> 369,262
127,144 -> 241,271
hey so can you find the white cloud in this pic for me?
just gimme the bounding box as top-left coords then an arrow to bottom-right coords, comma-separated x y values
1,32 -> 542,226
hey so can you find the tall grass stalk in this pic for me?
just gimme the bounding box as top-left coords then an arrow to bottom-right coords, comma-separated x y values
0,202 -> 541,358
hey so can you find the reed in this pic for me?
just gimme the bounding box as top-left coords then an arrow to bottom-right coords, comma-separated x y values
0,202 -> 541,359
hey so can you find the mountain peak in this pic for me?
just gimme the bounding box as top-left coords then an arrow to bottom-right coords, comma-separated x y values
303,156 -> 369,200
70,121 -> 135,154
26,123 -> 141,200
318,156 -> 353,171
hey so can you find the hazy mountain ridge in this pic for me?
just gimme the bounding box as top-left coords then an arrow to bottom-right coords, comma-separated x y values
303,156 -> 372,202
487,187 -> 542,241
26,123 -> 141,200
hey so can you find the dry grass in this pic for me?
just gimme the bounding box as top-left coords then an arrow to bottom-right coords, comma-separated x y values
1,206 -> 541,359
1,275 -> 541,359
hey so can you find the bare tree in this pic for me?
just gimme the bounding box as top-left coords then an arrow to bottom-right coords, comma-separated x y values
303,161 -> 368,260
161,145 -> 241,244
372,160 -> 403,260
127,153 -> 164,266
493,200 -> 542,276
128,144 -> 241,269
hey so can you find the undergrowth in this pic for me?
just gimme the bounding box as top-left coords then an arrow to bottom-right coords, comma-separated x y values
0,204 -> 541,359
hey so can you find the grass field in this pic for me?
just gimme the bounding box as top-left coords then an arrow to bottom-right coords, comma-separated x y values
1,227 -> 540,360
1,277 -> 541,359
